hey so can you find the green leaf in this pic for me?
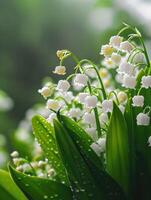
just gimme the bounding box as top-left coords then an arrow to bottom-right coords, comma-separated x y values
59,115 -> 103,169
9,165 -> 73,200
59,115 -> 126,200
0,169 -> 26,200
54,119 -> 104,200
32,115 -> 68,185
106,102 -> 130,197
132,87 -> 151,199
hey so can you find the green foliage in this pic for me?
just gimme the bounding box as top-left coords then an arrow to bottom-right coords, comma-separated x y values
59,115 -> 103,169
59,115 -> 127,200
106,103 -> 130,197
8,114 -> 126,200
32,115 -> 69,185
0,169 -> 26,200
54,119 -> 104,200
9,165 -> 72,200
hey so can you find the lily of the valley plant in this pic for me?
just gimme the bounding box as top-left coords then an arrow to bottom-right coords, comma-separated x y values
1,24 -> 151,200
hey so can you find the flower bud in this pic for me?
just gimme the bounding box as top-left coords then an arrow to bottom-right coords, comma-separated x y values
10,151 -> 19,158
56,50 -> 64,60
117,91 -> 127,103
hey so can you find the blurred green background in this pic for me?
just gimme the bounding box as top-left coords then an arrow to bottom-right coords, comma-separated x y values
0,0 -> 150,167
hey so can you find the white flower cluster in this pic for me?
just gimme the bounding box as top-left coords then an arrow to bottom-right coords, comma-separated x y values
11,151 -> 55,178
37,28 -> 150,155
101,34 -> 151,127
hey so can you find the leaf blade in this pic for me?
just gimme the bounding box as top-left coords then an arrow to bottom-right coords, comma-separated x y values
60,115 -> 127,200
0,169 -> 27,200
9,165 -> 73,200
54,119 -> 103,200
106,102 -> 130,197
32,115 -> 68,185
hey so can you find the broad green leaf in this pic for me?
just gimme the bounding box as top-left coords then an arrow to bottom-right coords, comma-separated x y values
106,102 -> 130,197
60,115 -> 126,200
32,115 -> 68,185
59,115 -> 103,169
124,99 -> 138,199
9,165 -> 73,200
54,119 -> 104,200
0,169 -> 26,200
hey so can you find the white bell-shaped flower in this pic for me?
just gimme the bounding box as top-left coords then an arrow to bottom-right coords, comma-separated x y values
99,113 -> 108,125
117,91 -> 127,103
122,75 -> 136,89
97,137 -> 106,152
109,35 -> 123,48
132,95 -> 144,107
99,68 -> 108,78
120,41 -> 133,52
136,113 -> 150,126
102,100 -> 113,113
118,61 -> 134,75
103,58 -> 115,69
84,64 -> 96,78
56,80 -> 70,92
77,92 -> 89,104
68,108 -> 82,119
58,91 -> 74,103
74,74 -> 88,87
100,44 -> 113,57
85,127 -> 97,141
38,86 -> 52,99
46,99 -> 60,111
83,112 -> 95,125
53,66 -> 66,75
141,75 -> 151,89
111,52 -> 121,65
85,95 -> 98,108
